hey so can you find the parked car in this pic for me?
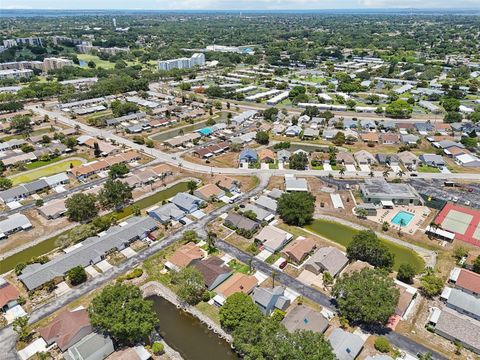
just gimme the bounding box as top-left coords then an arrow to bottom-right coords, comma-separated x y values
279,261 -> 288,269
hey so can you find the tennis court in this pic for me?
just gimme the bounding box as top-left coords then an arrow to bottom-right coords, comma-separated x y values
435,203 -> 480,246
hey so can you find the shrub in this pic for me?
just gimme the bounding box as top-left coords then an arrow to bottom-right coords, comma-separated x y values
152,341 -> 164,354
374,337 -> 391,353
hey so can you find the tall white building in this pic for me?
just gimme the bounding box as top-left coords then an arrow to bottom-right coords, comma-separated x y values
43,57 -> 74,71
158,53 -> 205,71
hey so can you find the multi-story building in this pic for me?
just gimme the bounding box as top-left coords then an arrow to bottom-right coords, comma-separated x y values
0,69 -> 33,80
42,57 -> 74,71
4,37 -> 43,47
158,53 -> 205,71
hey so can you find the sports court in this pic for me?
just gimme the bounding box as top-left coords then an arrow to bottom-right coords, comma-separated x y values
435,203 -> 480,246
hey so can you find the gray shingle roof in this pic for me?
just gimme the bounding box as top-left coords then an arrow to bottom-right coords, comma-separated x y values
18,217 -> 157,290
328,328 -> 364,360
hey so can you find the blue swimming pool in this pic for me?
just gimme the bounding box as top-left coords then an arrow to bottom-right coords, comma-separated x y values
198,127 -> 213,136
391,211 -> 414,226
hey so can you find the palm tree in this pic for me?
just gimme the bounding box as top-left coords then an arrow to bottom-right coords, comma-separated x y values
383,169 -> 391,178
369,171 -> 374,178
206,231 -> 217,254
248,256 -> 254,274
339,167 -> 346,177
187,180 -> 197,194
398,218 -> 406,235
271,271 -> 277,288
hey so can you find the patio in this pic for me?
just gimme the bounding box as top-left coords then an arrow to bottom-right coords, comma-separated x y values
367,205 -> 431,235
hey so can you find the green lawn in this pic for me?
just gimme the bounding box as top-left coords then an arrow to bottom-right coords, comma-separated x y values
9,159 -> 83,185
417,165 -> 441,173
228,259 -> 251,274
77,54 -> 116,69
306,219 -> 425,272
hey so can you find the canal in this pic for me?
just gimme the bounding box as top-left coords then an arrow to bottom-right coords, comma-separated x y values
149,296 -> 238,360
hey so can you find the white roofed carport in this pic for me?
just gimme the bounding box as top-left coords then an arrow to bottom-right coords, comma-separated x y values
330,194 -> 344,209
18,338 -> 48,360
359,164 -> 370,172
85,265 -> 101,278
96,259 -> 113,272
345,164 -> 356,172
381,200 -> 394,208
120,247 -> 136,258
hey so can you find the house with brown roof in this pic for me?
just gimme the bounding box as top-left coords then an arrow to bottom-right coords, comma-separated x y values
336,151 -> 356,165
38,309 -> 92,352
379,133 -> 400,145
444,146 -> 469,158
193,183 -> 225,201
213,273 -> 258,304
258,149 -> 276,163
281,237 -> 317,264
165,242 -> 204,271
192,256 -> 232,290
213,175 -> 240,192
340,261 -> 373,277
354,150 -> 376,165
0,277 -> 20,311
360,132 -> 379,143
397,151 -> 419,169
304,247 -> 348,277
395,280 -> 417,319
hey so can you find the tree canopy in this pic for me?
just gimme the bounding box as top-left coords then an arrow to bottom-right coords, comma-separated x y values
88,284 -> 158,345
99,179 -> 132,210
277,191 -> 315,226
171,267 -> 206,305
65,193 -> 98,222
346,230 -> 395,270
219,292 -> 263,332
333,268 -> 399,325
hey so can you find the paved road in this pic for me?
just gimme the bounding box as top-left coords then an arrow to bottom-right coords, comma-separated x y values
29,105 -> 480,181
214,238 -> 447,360
0,173 -> 270,360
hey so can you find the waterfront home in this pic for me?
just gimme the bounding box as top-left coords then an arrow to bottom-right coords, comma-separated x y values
304,247 -> 348,277
252,286 -> 290,315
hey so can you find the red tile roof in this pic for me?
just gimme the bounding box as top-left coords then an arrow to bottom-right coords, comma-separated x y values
456,269 -> 480,294
0,282 -> 19,308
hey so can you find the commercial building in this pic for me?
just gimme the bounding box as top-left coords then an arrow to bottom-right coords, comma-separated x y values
360,178 -> 423,205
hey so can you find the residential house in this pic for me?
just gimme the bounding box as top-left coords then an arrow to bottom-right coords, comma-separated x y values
397,151 -> 419,170
255,195 -> 277,212
379,132 -> 400,145
443,146 -> 468,158
64,332 -> 114,360
170,192 -> 204,213
414,123 -> 434,134
252,286 -> 290,315
19,217 -> 157,291
267,188 -> 284,200
441,287 -> 480,320
449,267 -> 480,297
281,305 -> 329,333
258,149 -> 276,163
354,150 -> 376,165
303,128 -> 319,139
336,151 -> 356,165
192,256 -> 232,290
395,280 -> 417,319
106,346 -> 151,360
360,119 -> 376,131
165,242 -> 204,271
0,277 -> 20,311
277,149 -> 291,164
304,247 -> 349,277
284,175 -> 308,192
360,132 -> 379,143
419,154 -> 445,168
38,198 -> 67,219
224,213 -> 259,232
285,125 -> 302,137
213,175 -> 240,192
255,225 -> 293,253
281,237 -> 317,264
243,204 -> 274,222
39,309 -> 93,352
400,134 -> 419,145
147,203 -> 185,224
429,307 -> 480,355
239,148 -> 257,163
328,328 -> 365,360
0,214 -> 32,239
454,154 -> 480,167
376,153 -> 399,166
194,184 -> 225,201
213,273 -> 258,305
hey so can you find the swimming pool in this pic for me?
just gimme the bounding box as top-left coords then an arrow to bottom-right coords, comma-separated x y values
391,211 -> 414,226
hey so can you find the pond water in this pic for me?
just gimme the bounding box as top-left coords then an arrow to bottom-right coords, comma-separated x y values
148,296 -> 238,360
79,60 -> 87,67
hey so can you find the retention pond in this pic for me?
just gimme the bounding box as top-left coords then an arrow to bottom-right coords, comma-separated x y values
148,296 -> 238,360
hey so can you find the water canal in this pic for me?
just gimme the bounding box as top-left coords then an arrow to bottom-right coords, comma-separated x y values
149,296 -> 238,360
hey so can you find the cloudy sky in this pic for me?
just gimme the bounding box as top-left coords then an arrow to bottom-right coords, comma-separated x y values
1,0 -> 479,10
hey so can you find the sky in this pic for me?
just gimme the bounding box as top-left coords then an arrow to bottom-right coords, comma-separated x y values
1,0 -> 480,10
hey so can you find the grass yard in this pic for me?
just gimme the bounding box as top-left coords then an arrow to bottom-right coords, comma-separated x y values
9,159 -> 83,185
227,259 -> 251,274
306,219 -> 425,272
417,165 -> 441,173
77,54 -> 116,69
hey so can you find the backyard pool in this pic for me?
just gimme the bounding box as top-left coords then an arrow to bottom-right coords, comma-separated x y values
391,211 -> 414,226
